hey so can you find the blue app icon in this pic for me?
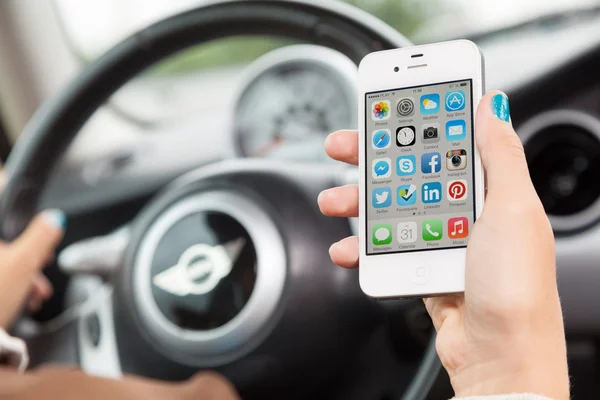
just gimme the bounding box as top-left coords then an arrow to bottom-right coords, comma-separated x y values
372,187 -> 392,208
396,155 -> 416,176
446,119 -> 467,141
445,90 -> 466,112
420,93 -> 440,115
372,129 -> 391,149
421,152 -> 441,174
397,184 -> 417,206
421,182 -> 442,203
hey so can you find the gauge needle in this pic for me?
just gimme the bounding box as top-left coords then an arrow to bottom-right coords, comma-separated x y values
251,135 -> 284,157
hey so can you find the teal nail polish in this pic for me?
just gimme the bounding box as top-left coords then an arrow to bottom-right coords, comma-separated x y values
44,209 -> 66,229
491,93 -> 510,122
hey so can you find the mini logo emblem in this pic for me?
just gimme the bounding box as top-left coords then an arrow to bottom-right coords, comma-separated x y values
152,238 -> 245,296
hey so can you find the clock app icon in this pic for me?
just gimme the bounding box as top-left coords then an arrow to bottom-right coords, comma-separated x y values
396,126 -> 416,147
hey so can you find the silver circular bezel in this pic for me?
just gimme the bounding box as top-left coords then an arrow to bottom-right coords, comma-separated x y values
230,44 -> 358,159
519,109 -> 600,232
132,190 -> 287,365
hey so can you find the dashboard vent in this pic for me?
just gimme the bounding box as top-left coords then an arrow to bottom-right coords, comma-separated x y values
521,111 -> 600,232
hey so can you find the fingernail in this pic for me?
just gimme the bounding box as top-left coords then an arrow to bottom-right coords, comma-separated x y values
328,242 -> 338,257
491,93 -> 510,122
317,191 -> 324,204
43,209 -> 66,229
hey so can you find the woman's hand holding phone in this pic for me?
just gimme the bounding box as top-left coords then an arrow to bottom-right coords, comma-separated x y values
318,91 -> 570,399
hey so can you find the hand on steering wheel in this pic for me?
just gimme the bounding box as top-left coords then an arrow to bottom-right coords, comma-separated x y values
318,91 -> 570,400
0,207 -> 64,328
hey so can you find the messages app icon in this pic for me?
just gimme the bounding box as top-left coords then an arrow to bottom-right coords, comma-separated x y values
446,120 -> 466,141
420,93 -> 440,115
372,187 -> 392,208
372,224 -> 393,246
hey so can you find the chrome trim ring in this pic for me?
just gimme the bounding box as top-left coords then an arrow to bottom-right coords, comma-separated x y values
132,190 -> 287,365
519,110 -> 600,232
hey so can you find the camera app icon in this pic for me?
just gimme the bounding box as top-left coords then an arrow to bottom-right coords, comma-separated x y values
446,149 -> 467,171
421,123 -> 439,143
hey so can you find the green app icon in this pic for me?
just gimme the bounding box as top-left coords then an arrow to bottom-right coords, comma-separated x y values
372,224 -> 393,245
422,219 -> 443,241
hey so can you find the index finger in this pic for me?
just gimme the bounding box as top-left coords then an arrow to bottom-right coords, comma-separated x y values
324,130 -> 358,165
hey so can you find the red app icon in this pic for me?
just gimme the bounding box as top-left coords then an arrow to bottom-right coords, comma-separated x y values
448,217 -> 469,239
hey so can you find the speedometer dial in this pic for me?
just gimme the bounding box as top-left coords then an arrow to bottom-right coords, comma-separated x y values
233,45 -> 357,161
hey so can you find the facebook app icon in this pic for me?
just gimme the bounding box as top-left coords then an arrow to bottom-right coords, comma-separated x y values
421,152 -> 441,174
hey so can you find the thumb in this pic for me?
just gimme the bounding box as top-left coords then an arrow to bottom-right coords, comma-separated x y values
10,210 -> 65,271
475,91 -> 535,201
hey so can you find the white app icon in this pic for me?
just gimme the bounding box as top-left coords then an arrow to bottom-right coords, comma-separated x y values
397,222 -> 417,243
372,129 -> 391,149
372,158 -> 392,179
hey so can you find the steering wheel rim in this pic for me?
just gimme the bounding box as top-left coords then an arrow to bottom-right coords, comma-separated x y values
1,1 -> 439,399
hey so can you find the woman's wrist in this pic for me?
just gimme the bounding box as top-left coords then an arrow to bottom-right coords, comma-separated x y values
449,354 -> 569,400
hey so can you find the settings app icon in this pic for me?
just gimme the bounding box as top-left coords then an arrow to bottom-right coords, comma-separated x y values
397,97 -> 415,117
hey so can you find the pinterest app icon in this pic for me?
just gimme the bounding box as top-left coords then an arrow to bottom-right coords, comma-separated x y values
447,179 -> 467,201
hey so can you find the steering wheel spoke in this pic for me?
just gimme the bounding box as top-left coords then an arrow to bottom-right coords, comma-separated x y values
58,226 -> 130,276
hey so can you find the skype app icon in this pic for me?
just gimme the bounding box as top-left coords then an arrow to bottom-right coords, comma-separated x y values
396,155 -> 416,176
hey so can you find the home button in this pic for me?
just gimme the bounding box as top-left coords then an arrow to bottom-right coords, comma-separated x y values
411,265 -> 429,285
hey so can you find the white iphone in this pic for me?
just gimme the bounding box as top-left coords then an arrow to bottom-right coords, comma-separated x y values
358,40 -> 485,298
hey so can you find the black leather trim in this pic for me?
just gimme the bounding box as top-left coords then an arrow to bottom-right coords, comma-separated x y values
0,0 -> 408,239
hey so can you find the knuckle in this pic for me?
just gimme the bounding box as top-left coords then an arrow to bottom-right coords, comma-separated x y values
500,132 -> 525,157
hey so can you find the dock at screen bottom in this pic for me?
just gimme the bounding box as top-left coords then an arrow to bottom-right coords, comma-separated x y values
369,214 -> 471,253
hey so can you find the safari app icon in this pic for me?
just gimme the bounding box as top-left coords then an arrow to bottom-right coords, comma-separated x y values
372,129 -> 391,149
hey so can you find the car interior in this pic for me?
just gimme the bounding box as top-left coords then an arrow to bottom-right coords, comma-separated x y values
0,0 -> 600,399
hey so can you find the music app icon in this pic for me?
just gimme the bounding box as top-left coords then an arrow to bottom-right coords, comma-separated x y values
448,217 -> 469,239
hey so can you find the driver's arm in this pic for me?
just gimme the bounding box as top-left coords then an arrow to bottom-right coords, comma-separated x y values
0,366 -> 239,400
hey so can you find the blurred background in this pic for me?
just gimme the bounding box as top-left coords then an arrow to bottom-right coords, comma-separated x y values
0,0 -> 599,162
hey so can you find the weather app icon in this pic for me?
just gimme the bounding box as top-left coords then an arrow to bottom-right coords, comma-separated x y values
372,129 -> 391,149
372,158 -> 391,179
372,187 -> 392,208
445,90 -> 466,112
420,93 -> 440,115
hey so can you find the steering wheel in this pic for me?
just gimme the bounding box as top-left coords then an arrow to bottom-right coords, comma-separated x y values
0,1 -> 440,399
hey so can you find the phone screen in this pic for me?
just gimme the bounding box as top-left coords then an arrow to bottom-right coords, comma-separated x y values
365,79 -> 475,255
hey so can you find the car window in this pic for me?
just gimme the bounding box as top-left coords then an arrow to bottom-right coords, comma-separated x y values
51,0 -> 599,123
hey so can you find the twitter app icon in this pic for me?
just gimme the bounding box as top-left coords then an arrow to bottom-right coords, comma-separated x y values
372,187 -> 392,208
